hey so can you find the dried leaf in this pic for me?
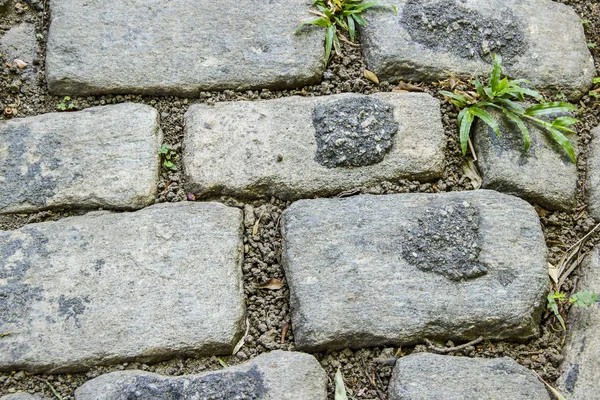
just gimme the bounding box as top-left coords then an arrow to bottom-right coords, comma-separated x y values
461,159 -> 482,189
232,318 -> 250,355
14,59 -> 27,69
534,204 -> 550,218
391,89 -> 409,93
548,262 -> 559,285
280,322 -> 289,344
394,81 -> 424,92
334,368 -> 348,400
252,220 -> 259,236
217,357 -> 228,368
0,332 -> 12,338
363,69 -> 379,85
257,278 -> 284,290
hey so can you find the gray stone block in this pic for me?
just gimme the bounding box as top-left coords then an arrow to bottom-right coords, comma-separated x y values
557,246 -> 600,399
0,23 -> 38,65
361,0 -> 594,100
183,93 -> 445,200
46,0 -> 325,96
1,394 -> 50,400
0,103 -> 162,213
281,190 -> 548,352
473,108 -> 578,211
587,126 -> 600,221
74,351 -> 327,400
389,353 -> 550,400
0,202 -> 245,373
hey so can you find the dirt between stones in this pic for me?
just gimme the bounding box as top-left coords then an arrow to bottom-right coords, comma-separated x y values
2,0 -> 600,398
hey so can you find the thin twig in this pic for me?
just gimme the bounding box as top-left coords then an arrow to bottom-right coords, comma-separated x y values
34,377 -> 63,400
533,370 -> 566,400
468,137 -> 478,161
424,336 -> 483,354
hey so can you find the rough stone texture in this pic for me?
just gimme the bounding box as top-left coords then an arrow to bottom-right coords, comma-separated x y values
0,23 -> 38,65
0,202 -> 245,373
0,103 -> 162,213
45,0 -> 325,96
587,126 -> 600,221
557,246 -> 600,399
388,353 -> 550,400
74,351 -> 327,400
473,108 -> 578,211
1,395 -> 50,400
313,96 -> 398,168
281,190 -> 548,352
361,0 -> 595,100
183,93 -> 445,200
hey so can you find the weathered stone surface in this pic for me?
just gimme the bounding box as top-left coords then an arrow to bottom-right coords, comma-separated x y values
0,103 -> 162,213
0,202 -> 244,373
74,351 -> 327,400
0,23 -> 38,65
361,0 -> 594,100
557,246 -> 600,399
389,353 -> 550,399
473,109 -> 578,211
46,0 -> 325,96
587,126 -> 600,221
1,394 -> 50,400
183,93 -> 445,200
281,190 -> 548,352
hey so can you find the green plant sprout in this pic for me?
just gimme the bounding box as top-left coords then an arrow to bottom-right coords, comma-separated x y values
441,55 -> 579,163
159,144 -> 178,171
547,290 -> 598,330
56,96 -> 75,112
295,0 -> 396,64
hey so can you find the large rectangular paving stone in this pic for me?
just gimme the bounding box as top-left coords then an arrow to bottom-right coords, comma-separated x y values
361,0 -> 594,100
183,93 -> 445,200
74,351 -> 327,400
586,126 -> 600,221
0,202 -> 245,373
46,0 -> 325,96
282,190 -> 548,352
557,245 -> 600,399
0,103 -> 162,214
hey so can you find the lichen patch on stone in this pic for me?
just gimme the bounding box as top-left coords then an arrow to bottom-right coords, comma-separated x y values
400,0 -> 527,63
402,201 -> 487,281
312,96 -> 398,168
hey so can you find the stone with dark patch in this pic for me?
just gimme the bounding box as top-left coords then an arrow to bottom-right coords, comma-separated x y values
388,353 -> 550,399
402,201 -> 485,281
0,202 -> 245,373
74,351 -> 327,400
401,0 -> 526,63
360,0 -> 594,100
0,103 -> 162,213
312,97 -> 398,168
183,93 -> 445,200
281,190 -> 548,352
557,245 -> 600,399
473,107 -> 578,211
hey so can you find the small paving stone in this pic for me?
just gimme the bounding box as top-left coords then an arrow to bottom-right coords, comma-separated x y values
0,103 -> 162,213
183,93 -> 445,200
557,245 -> 600,399
361,0 -> 594,100
281,190 -> 548,352
0,23 -> 37,65
74,351 -> 327,400
473,109 -> 578,211
388,353 -> 550,400
586,126 -> 600,221
1,394 -> 50,400
46,0 -> 325,96
0,202 -> 244,373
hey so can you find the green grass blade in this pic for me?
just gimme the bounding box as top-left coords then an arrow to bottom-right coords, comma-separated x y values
325,25 -> 335,63
352,13 -> 367,26
495,98 -> 525,113
547,127 -> 576,163
525,102 -> 577,116
459,111 -> 475,156
515,87 -> 544,101
440,91 -> 468,107
469,107 -> 501,137
491,54 -> 502,94
553,116 -> 579,127
347,15 -> 355,41
295,17 -> 330,33
502,108 -> 531,152
472,79 -> 486,99
457,107 -> 468,126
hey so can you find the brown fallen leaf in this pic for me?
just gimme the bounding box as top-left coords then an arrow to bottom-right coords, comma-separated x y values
461,159 -> 482,190
280,322 -> 289,344
257,278 -> 284,290
363,69 -> 379,85
393,81 -> 424,92
391,89 -> 409,93
14,59 -> 27,69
